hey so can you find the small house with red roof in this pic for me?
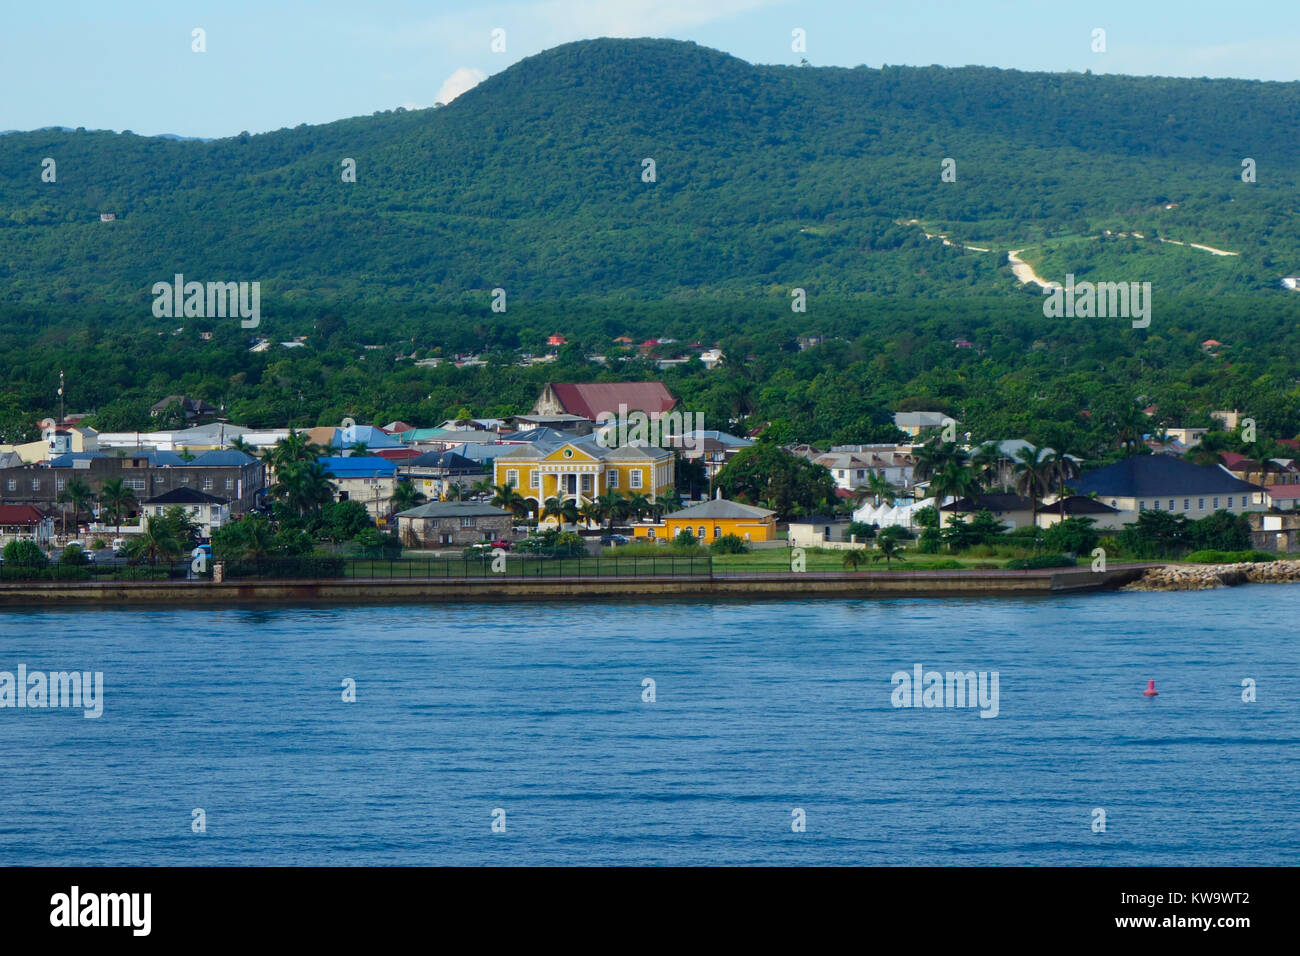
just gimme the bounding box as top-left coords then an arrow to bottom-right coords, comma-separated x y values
0,505 -> 54,546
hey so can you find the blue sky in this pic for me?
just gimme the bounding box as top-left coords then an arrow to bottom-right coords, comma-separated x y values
4,0 -> 1297,138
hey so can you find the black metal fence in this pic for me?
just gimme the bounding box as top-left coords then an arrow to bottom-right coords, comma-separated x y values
220,553 -> 714,580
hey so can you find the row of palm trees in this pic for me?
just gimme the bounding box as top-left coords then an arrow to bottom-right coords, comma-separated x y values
488,485 -> 687,531
54,476 -> 138,537
874,439 -> 1081,524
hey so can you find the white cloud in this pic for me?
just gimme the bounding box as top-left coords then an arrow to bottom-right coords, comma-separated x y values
436,67 -> 488,103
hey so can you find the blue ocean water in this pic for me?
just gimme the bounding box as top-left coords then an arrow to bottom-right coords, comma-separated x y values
0,586 -> 1296,866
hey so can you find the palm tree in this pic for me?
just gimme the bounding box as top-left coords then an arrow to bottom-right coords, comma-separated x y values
442,483 -> 464,502
1012,445 -> 1052,527
610,494 -> 634,528
267,429 -> 322,468
578,501 -> 603,529
389,480 -> 427,516
970,443 -> 1003,490
855,471 -> 898,507
1110,405 -> 1146,456
930,462 -> 979,510
217,515 -> 274,560
227,436 -> 259,457
626,492 -> 652,521
913,438 -> 966,483
872,536 -> 907,569
121,516 -> 183,567
348,442 -> 370,458
594,492 -> 621,532
542,496 -> 568,527
490,483 -> 529,520
96,477 -> 136,535
56,476 -> 95,537
1044,451 -> 1080,518
659,489 -> 684,513
842,549 -> 864,571
470,478 -> 494,500
270,460 -> 336,516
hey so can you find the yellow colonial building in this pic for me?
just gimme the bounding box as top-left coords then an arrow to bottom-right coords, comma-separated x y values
633,497 -> 777,543
493,436 -> 674,512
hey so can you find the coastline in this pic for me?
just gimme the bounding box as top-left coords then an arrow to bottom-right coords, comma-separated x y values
1123,559 -> 1300,591
0,564 -> 1155,607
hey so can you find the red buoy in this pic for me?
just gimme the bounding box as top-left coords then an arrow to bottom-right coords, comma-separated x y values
1143,680 -> 1159,697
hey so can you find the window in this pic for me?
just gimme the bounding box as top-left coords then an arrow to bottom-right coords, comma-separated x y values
177,476 -> 189,485
1139,500 -> 1145,510
714,526 -> 722,539
1110,500 -> 1117,508
1198,498 -> 1205,510
203,478 -> 214,491
225,478 -> 234,490
127,478 -> 146,491
460,517 -> 475,528
428,519 -> 439,529
1213,497 -> 1219,508
506,469 -> 518,488
31,479 -> 40,491
530,471 -> 539,489
5,480 -> 13,491
1227,497 -> 1233,508
697,526 -> 705,539
1184,499 -> 1190,511
647,528 -> 655,539
581,474 -> 593,493
606,469 -> 618,488
1168,500 -> 1174,511
630,470 -> 643,489
837,470 -> 845,478
56,478 -> 65,491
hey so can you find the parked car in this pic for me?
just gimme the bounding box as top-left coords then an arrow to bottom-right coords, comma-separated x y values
490,539 -> 512,551
600,534 -> 630,546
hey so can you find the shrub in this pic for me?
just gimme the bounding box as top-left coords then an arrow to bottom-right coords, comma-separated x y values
60,544 -> 91,566
1184,549 -> 1275,564
1003,554 -> 1078,570
90,539 -> 107,551
2,539 -> 47,569
673,529 -> 698,548
1041,517 -> 1100,556
710,534 -> 749,554
845,521 -> 876,542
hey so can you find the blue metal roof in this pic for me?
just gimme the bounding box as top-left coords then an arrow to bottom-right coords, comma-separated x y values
318,455 -> 398,478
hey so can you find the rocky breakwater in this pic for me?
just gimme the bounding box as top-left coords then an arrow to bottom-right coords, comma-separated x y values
1125,560 -> 1300,591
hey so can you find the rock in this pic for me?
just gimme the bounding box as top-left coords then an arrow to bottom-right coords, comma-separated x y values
1122,560 -> 1300,591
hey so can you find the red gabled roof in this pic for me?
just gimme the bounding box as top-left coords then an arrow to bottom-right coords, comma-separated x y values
1221,452 -> 1254,468
0,505 -> 49,525
1266,484 -> 1300,499
549,382 -> 677,420
373,447 -> 422,461
1279,439 -> 1300,452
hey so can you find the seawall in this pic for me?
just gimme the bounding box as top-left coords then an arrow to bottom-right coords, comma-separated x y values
0,565 -> 1154,607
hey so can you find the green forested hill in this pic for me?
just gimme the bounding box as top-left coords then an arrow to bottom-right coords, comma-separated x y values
3,39 -> 1300,450
3,38 -> 1299,309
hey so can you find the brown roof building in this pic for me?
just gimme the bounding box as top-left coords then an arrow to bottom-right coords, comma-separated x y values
532,382 -> 677,421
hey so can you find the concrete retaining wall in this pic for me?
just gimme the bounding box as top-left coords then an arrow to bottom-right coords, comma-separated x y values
0,565 -> 1153,607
